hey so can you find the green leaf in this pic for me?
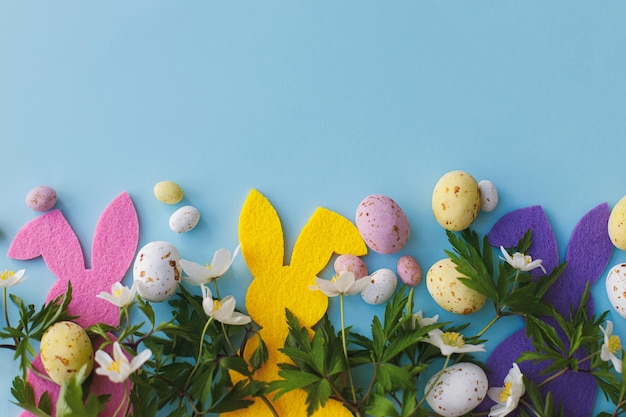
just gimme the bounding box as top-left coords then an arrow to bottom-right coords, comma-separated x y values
365,393 -> 400,417
269,370 -> 321,400
249,334 -> 268,372
305,378 -> 331,416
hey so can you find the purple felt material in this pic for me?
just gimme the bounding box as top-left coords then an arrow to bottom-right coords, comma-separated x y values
8,192 -> 139,417
478,203 -> 612,417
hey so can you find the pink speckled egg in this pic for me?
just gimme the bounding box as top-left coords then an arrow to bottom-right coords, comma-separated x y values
355,194 -> 410,254
397,255 -> 422,286
25,185 -> 57,211
334,254 -> 368,279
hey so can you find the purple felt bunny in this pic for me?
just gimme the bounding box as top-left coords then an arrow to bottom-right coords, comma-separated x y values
8,192 -> 139,417
476,204 -> 612,417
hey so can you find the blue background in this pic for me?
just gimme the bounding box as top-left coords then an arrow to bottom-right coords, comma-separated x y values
2,2 -> 626,415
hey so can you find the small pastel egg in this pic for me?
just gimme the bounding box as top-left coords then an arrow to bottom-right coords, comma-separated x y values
606,263 -> 626,318
334,254 -> 368,279
426,258 -> 486,314
133,241 -> 181,302
425,362 -> 488,417
25,185 -> 57,211
355,194 -> 410,254
154,181 -> 184,204
432,171 -> 480,231
397,255 -> 422,286
361,268 -> 397,305
169,205 -> 200,233
609,196 -> 626,250
40,321 -> 94,385
478,180 -> 498,212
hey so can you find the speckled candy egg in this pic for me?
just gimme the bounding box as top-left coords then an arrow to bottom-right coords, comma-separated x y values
25,185 -> 57,211
609,196 -> 626,250
426,258 -> 486,314
361,268 -> 397,305
154,181 -> 184,204
397,255 -> 422,286
432,171 -> 480,231
334,254 -> 368,279
355,194 -> 410,254
478,180 -> 498,212
133,241 -> 181,302
425,362 -> 488,417
606,263 -> 626,318
40,321 -> 94,385
169,205 -> 200,233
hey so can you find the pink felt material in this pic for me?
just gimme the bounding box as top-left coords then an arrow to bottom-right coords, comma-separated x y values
479,203 -> 612,417
8,192 -> 139,417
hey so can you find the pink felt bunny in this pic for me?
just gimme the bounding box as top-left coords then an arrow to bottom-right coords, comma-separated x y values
8,192 -> 139,417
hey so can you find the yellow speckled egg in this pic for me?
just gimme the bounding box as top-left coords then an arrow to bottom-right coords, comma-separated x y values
432,171 -> 480,231
40,321 -> 94,385
154,181 -> 184,204
426,258 -> 486,314
609,196 -> 626,250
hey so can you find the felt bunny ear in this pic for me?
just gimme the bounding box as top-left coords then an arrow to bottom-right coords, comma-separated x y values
290,206 -> 367,274
238,189 -> 286,278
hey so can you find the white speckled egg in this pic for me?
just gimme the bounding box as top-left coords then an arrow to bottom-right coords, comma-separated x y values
609,196 -> 626,250
478,180 -> 498,212
334,254 -> 368,279
361,268 -> 397,305
606,263 -> 626,318
432,171 -> 480,231
425,362 -> 488,417
169,205 -> 200,233
355,194 -> 410,254
40,321 -> 94,385
426,258 -> 486,314
397,255 -> 422,286
133,241 -> 181,302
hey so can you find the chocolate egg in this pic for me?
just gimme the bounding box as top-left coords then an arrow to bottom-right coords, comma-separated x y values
133,241 -> 181,302
426,258 -> 486,314
432,171 -> 480,231
361,268 -> 397,305
25,185 -> 57,211
355,194 -> 410,254
334,254 -> 368,279
40,321 -> 94,385
397,255 -> 422,286
425,362 -> 488,417
606,263 -> 626,318
169,205 -> 200,233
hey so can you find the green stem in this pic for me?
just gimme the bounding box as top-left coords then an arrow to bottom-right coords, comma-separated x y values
221,322 -> 237,355
213,280 -> 221,300
475,312 -> 502,339
340,293 -> 357,403
112,379 -> 130,417
3,287 -> 10,329
416,355 -> 451,410
511,270 -> 520,293
183,317 -> 214,392
520,398 -> 543,417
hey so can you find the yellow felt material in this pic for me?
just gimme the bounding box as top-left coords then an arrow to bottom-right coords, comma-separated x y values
224,189 -> 367,416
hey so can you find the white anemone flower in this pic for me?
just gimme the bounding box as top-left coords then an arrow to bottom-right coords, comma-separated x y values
180,245 -> 240,286
424,328 -> 485,357
499,246 -> 546,273
95,341 -> 152,383
97,282 -> 138,308
600,320 -> 623,373
310,271 -> 370,297
488,363 -> 525,417
201,284 -> 251,326
412,310 -> 439,330
0,269 -> 27,288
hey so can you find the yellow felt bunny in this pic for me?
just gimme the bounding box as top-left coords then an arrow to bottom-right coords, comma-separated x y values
225,189 -> 367,417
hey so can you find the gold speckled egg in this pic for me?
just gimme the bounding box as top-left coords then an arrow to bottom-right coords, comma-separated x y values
40,321 -> 94,385
609,196 -> 626,250
432,171 -> 481,231
426,258 -> 486,315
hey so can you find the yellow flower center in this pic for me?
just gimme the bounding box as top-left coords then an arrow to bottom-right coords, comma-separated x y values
213,299 -> 222,311
113,288 -> 122,298
609,335 -> 622,354
107,360 -> 122,373
205,263 -> 213,271
441,332 -> 464,347
499,382 -> 512,402
0,270 -> 14,281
